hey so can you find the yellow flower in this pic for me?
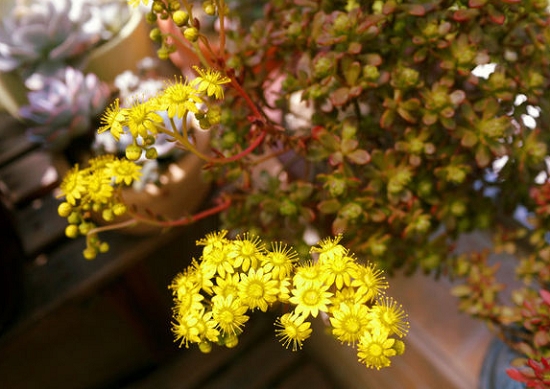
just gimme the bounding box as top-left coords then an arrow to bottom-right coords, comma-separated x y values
126,99 -> 164,139
211,294 -> 249,335
227,233 -> 265,272
84,169 -> 114,204
160,77 -> 203,118
368,297 -> 410,338
203,250 -> 234,278
275,311 -> 312,351
196,229 -> 230,256
105,159 -> 142,186
191,66 -> 231,99
212,273 -> 240,298
261,242 -> 298,280
292,260 -> 323,288
289,281 -> 333,318
351,262 -> 389,302
59,165 -> 87,205
330,286 -> 370,310
329,301 -> 370,346
172,309 -> 219,348
310,234 -> 347,264
170,272 -> 204,316
320,252 -> 359,290
98,98 -> 126,140
357,328 -> 397,370
238,267 -> 279,312
186,259 -> 216,295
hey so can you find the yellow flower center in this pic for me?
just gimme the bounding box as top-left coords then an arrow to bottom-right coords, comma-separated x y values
248,282 -> 264,299
303,290 -> 320,305
344,317 -> 361,333
369,343 -> 383,357
219,309 -> 234,324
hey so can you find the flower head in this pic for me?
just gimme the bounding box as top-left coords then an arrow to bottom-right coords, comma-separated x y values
161,77 -> 203,118
98,98 -> 126,140
211,295 -> 249,335
290,281 -> 333,318
191,66 -> 231,99
105,159 -> 142,186
351,262 -> 389,302
330,301 -> 370,346
125,99 -> 164,139
59,165 -> 87,205
238,267 -> 279,312
368,297 -> 410,338
310,234 -> 347,263
357,328 -> 397,370
227,233 -> 265,272
262,242 -> 299,280
275,312 -> 312,351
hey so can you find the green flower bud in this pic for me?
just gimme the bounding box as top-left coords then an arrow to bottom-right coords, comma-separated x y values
393,340 -> 406,355
67,211 -> 81,225
184,27 -> 199,42
145,147 -> 159,159
172,10 -> 189,27
203,1 -> 216,15
145,11 -> 157,24
149,27 -> 162,42
126,144 -> 142,161
79,222 -> 94,235
206,106 -> 222,125
152,0 -> 165,13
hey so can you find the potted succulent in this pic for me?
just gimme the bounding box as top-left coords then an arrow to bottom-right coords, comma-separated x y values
56,0 -> 550,385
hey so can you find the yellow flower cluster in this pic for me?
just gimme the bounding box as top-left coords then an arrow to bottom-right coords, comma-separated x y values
57,155 -> 142,260
170,231 -> 409,370
98,67 -> 230,162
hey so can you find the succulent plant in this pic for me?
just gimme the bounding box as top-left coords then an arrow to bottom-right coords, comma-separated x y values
19,67 -> 110,151
0,0 -> 131,78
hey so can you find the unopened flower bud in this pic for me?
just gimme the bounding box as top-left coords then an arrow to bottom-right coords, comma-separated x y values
67,211 -> 81,225
126,144 -> 142,161
83,247 -> 97,260
199,341 -> 212,353
172,10 -> 189,27
99,242 -> 109,253
112,203 -> 127,216
102,209 -> 114,222
65,224 -> 79,239
203,1 -> 216,15
145,147 -> 158,159
149,27 -> 162,42
184,27 -> 199,42
58,202 -> 72,217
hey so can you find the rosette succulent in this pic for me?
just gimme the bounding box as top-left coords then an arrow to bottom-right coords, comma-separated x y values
0,0 -> 131,78
19,67 -> 110,150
